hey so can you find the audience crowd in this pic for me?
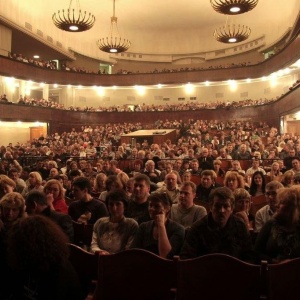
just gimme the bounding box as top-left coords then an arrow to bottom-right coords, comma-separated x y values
1,113 -> 300,297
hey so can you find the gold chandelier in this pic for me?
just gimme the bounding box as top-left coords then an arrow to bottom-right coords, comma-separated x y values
214,17 -> 251,43
210,0 -> 259,15
97,0 -> 131,53
52,0 -> 95,32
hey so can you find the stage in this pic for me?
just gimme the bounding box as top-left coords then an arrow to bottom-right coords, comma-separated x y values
120,129 -> 177,146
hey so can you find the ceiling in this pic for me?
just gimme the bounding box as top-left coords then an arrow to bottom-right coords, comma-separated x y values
0,0 -> 300,63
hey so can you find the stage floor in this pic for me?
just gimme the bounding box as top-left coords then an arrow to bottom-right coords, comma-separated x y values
121,129 -> 177,145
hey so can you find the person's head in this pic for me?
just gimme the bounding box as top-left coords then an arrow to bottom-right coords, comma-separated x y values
289,149 -> 296,157
145,160 -> 155,172
94,173 -> 107,191
49,168 -> 59,178
280,170 -> 295,187
148,192 -> 171,219
105,189 -> 128,220
182,171 -> 192,182
44,179 -> 65,200
201,148 -> 209,157
265,181 -> 284,213
0,192 -> 26,225
231,160 -> 241,170
292,158 -> 300,171
105,175 -> 122,191
0,175 -> 16,199
251,171 -> 266,188
224,171 -> 245,191
271,161 -> 280,172
233,188 -> 251,214
200,170 -> 216,189
293,172 -> 300,185
190,159 -> 199,170
7,168 -> 20,182
6,215 -> 69,274
72,176 -> 91,200
133,159 -> 143,171
69,169 -> 81,182
125,177 -> 135,195
133,174 -> 151,202
165,172 -> 178,191
179,181 -> 196,209
28,171 -> 43,187
275,186 -> 300,225
209,187 -> 235,228
20,166 -> 31,181
25,190 -> 48,215
117,172 -> 129,190
213,159 -> 222,170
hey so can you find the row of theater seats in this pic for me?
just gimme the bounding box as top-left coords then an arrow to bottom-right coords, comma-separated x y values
68,244 -> 300,300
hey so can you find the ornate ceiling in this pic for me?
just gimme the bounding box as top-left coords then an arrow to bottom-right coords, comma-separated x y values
0,0 -> 299,63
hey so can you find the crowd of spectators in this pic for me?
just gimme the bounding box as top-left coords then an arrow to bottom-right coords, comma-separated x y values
1,116 -> 300,298
0,93 -> 278,112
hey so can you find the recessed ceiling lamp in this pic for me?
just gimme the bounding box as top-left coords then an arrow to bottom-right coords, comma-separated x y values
210,0 -> 259,15
52,0 -> 95,32
214,17 -> 251,43
97,0 -> 131,53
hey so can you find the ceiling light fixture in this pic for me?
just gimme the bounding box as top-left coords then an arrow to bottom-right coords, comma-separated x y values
210,0 -> 259,15
214,17 -> 251,43
52,0 -> 95,32
97,0 -> 131,53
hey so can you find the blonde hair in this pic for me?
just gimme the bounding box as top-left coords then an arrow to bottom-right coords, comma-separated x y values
0,192 -> 26,218
44,179 -> 65,199
29,171 -> 43,185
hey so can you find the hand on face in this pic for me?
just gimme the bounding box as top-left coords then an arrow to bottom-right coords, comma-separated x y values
155,212 -> 166,227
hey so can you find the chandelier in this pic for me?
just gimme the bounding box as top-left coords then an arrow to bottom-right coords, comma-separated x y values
52,0 -> 95,32
210,0 -> 259,15
214,18 -> 251,43
97,0 -> 131,53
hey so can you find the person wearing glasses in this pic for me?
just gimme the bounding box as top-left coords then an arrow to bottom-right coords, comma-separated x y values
254,181 -> 284,232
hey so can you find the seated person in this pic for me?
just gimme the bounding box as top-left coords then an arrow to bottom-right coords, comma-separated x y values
90,189 -> 138,254
156,172 -> 180,204
131,192 -> 185,259
44,179 -> 68,214
180,187 -> 254,262
255,186 -> 300,263
126,174 -> 151,224
233,188 -> 255,231
196,170 -> 218,203
25,190 -> 74,242
5,215 -> 83,300
170,181 -> 207,228
68,176 -> 108,225
255,181 -> 284,232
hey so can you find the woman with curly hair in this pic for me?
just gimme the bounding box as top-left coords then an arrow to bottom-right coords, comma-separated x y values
6,215 -> 84,300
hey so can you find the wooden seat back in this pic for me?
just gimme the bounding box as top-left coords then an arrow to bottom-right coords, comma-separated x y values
266,258 -> 300,300
250,194 -> 267,216
72,221 -> 94,250
93,249 -> 177,300
68,243 -> 98,299
176,253 -> 263,300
